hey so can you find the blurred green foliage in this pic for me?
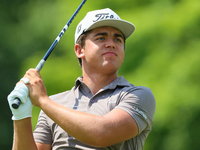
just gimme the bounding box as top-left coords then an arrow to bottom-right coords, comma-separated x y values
0,0 -> 199,149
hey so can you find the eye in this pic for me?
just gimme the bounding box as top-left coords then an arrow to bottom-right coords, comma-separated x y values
115,38 -> 122,43
98,37 -> 105,41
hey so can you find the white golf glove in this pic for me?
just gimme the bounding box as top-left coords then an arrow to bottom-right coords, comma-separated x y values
7,83 -> 33,120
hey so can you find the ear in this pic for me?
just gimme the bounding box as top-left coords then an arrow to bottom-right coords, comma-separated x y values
74,44 -> 84,58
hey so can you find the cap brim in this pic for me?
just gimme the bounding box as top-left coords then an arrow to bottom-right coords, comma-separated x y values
85,19 -> 135,39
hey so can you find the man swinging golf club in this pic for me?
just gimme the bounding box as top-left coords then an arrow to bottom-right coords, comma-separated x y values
7,8 -> 156,150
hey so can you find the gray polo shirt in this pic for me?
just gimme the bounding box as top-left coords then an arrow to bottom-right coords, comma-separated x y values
33,76 -> 156,150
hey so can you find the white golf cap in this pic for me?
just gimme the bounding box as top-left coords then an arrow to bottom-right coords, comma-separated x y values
75,8 -> 135,43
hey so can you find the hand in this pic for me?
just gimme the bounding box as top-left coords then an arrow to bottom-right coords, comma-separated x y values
24,69 -> 48,107
7,83 -> 33,120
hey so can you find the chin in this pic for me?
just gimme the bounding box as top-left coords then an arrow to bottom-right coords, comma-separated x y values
102,64 -> 120,73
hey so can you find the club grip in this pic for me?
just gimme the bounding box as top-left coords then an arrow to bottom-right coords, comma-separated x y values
12,98 -> 21,109
11,59 -> 45,109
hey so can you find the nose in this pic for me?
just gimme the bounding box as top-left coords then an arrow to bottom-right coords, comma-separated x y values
105,38 -> 116,49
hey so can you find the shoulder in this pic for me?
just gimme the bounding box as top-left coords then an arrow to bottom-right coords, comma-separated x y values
116,85 -> 156,132
120,84 -> 155,101
131,86 -> 155,102
116,77 -> 155,100
132,86 -> 156,114
117,85 -> 156,119
124,85 -> 156,110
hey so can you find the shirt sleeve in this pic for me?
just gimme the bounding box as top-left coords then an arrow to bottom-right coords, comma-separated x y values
115,86 -> 156,134
33,110 -> 52,144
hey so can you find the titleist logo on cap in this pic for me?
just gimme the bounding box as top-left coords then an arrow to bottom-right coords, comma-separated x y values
93,13 -> 119,22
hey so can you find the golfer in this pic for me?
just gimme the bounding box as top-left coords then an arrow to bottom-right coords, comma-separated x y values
8,8 -> 156,150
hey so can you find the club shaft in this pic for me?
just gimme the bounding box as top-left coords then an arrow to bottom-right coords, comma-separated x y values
12,0 -> 87,109
42,0 -> 87,62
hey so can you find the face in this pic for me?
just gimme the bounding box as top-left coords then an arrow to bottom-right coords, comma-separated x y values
75,26 -> 125,75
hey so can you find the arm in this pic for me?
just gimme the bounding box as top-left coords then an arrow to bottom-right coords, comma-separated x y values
13,118 -> 37,150
7,83 -> 38,150
40,100 -> 138,147
13,117 -> 51,150
36,143 -> 51,150
25,69 -> 139,147
8,78 -> 51,150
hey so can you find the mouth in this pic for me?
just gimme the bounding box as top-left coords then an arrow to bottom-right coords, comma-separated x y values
103,51 -> 117,56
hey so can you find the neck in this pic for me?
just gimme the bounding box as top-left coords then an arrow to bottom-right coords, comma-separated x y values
82,70 -> 118,95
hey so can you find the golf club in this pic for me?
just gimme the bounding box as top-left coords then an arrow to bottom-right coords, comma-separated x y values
12,0 -> 87,109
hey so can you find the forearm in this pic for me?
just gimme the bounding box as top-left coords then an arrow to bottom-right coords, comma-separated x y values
13,118 -> 37,150
39,97 -> 137,147
39,97 -> 109,147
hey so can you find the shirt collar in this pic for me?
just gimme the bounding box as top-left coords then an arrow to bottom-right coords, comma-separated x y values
75,76 -> 83,89
75,76 -> 131,90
